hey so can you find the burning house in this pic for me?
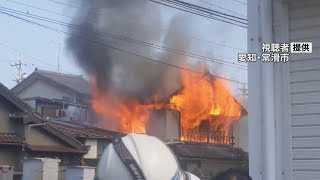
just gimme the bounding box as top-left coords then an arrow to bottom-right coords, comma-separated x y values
65,0 -> 248,178
91,68 -> 247,146
89,68 -> 248,178
165,71 -> 247,145
64,0 -> 247,145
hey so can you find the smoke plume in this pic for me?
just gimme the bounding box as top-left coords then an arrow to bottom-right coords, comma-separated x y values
67,0 -> 197,101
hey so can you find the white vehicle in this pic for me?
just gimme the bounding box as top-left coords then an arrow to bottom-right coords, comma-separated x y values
95,133 -> 200,180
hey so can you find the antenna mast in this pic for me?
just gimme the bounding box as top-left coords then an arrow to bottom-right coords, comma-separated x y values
11,54 -> 26,83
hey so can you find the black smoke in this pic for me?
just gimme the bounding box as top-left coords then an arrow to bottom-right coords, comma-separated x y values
67,0 -> 195,101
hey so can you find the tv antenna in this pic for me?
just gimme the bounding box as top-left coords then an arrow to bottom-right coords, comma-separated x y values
237,83 -> 248,97
11,54 -> 27,84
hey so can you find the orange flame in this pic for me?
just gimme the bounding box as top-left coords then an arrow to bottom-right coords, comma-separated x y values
168,70 -> 244,143
90,67 -> 245,144
210,107 -> 222,116
91,78 -> 164,134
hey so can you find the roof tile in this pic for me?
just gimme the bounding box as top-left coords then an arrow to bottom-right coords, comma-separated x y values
36,70 -> 90,95
27,145 -> 86,153
168,142 -> 246,160
0,134 -> 24,144
50,121 -> 125,139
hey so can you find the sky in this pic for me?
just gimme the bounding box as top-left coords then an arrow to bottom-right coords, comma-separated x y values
0,0 -> 247,90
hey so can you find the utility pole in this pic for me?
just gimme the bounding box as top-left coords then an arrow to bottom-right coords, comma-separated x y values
11,54 -> 26,84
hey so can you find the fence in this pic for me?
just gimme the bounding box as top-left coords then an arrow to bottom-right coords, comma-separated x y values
180,129 -> 234,146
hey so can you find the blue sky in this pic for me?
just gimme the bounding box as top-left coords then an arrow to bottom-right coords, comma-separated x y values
0,0 -> 247,89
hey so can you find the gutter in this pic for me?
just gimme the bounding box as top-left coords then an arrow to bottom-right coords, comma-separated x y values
21,114 -> 89,152
260,0 -> 277,178
248,0 -> 276,179
26,122 -> 48,143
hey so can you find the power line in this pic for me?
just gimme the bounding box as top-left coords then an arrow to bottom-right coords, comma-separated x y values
10,0 -> 247,28
46,0 -> 102,10
47,0 -> 80,9
150,0 -> 246,23
115,15 -> 246,51
104,14 -> 246,51
0,7 -> 246,70
0,41 -> 71,74
233,0 -> 247,5
0,10 -> 247,84
9,0 -> 246,51
5,0 -> 73,19
196,0 -> 246,18
0,6 -> 247,70
45,0 -> 246,21
160,0 -> 246,28
148,0 -> 247,28
163,0 -> 247,21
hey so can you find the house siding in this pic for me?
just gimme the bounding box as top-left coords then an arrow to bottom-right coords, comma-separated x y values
17,80 -> 75,102
27,127 -> 68,146
0,100 -> 15,133
288,0 -> 320,179
0,96 -> 23,135
24,100 -> 36,109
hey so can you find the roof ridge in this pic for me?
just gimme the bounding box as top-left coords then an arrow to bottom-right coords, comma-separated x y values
35,69 -> 84,79
0,83 -> 34,112
50,120 -> 126,137
61,121 -> 124,133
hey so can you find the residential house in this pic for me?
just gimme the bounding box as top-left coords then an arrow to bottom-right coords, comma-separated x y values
158,85 -> 248,151
12,69 -> 249,152
48,120 -> 125,167
0,82 -> 88,180
248,0 -> 320,180
49,118 -> 247,179
11,69 -> 98,124
148,108 -> 247,179
22,96 -> 89,123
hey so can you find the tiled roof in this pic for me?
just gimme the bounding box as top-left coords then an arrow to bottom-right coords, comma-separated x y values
11,69 -> 90,96
1,82 -> 87,152
36,69 -> 90,95
168,142 -> 246,161
50,121 -> 125,139
26,145 -> 86,153
0,134 -> 24,144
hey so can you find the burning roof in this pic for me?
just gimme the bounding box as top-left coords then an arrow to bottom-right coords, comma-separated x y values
168,71 -> 247,130
63,0 -> 247,146
91,66 -> 247,145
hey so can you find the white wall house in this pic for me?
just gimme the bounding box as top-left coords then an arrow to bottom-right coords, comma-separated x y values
248,0 -> 320,180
